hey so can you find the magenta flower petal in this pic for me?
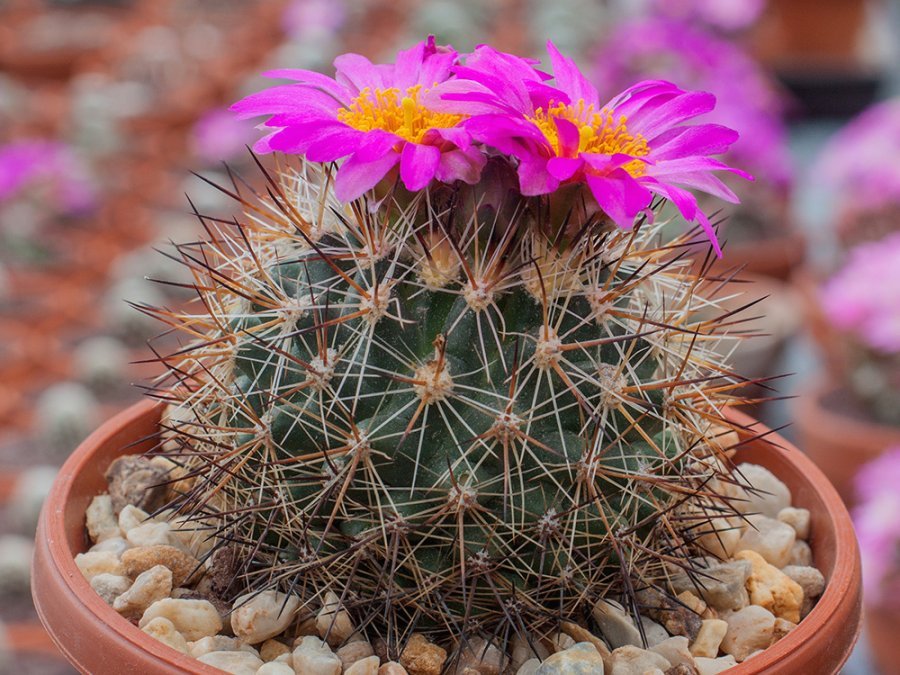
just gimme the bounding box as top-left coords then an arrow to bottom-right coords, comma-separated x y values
400,142 -> 442,192
585,171 -> 653,229
436,147 -> 486,184
547,157 -> 584,182
335,151 -> 401,202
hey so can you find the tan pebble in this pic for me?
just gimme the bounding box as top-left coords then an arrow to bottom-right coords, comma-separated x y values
781,565 -> 825,601
195,650 -> 263,674
720,605 -> 776,662
89,536 -> 129,556
788,540 -> 812,567
189,635 -> 242,658
694,655 -> 737,674
509,633 -> 550,670
735,550 -> 803,623
689,619 -> 728,658
455,636 -> 508,674
274,652 -> 293,666
231,590 -> 301,644
141,616 -> 189,654
121,545 -> 200,587
169,516 -> 214,558
118,504 -> 150,532
89,573 -> 132,605
292,635 -> 342,675
316,591 -> 357,646
651,636 -> 692,668
515,659 -> 540,675
74,551 -> 123,581
126,522 -> 172,548
346,655 -> 381,675
608,644 -> 669,674
549,632 -> 575,652
337,639 -> 376,670
697,515 -> 741,558
736,516 -> 796,568
771,617 -> 796,644
378,662 -> 409,675
256,662 -> 294,674
676,590 -> 707,616
400,633 -> 447,675
559,621 -> 611,664
140,598 -> 223,641
113,564 -> 173,618
86,495 -> 119,543
259,638 -> 291,662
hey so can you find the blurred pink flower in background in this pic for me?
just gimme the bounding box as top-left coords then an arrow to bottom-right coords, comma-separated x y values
592,17 -> 791,191
647,0 -> 767,32
821,232 -> 900,354
855,447 -> 900,603
0,140 -> 96,214
282,0 -> 346,40
191,108 -> 258,163
814,98 -> 900,218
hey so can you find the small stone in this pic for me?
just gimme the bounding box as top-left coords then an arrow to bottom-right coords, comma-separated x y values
664,664 -> 699,675
126,521 -> 172,548
169,516 -> 215,558
636,587 -> 702,641
559,621 -> 611,663
118,504 -> 151,533
694,655 -> 737,675
671,560 -> 751,612
74,550 -> 124,581
777,507 -> 810,540
89,536 -> 129,556
346,655 -> 381,675
105,455 -> 170,514
735,550 -> 803,623
400,633 -> 447,675
676,591 -> 707,617
113,565 -> 173,618
510,633 -> 550,670
231,590 -> 301,644
651,636 -> 692,669
90,573 -> 132,605
639,616 -> 670,647
315,591 -> 358,646
516,659 -> 540,675
257,663 -> 295,675
781,565 -> 825,601
736,516 -> 796,568
592,599 -> 642,648
734,464 -> 791,517
140,598 -> 223,641
292,636 -> 342,675
536,642 -> 605,674
196,650 -> 264,674
121,545 -> 200,587
689,619 -> 727,658
548,632 -> 576,652
86,495 -> 119,543
772,617 -> 796,643
141,616 -> 189,654
720,605 -> 776,662
379,662 -> 409,675
455,637 -> 508,674
260,639 -> 291,662
788,540 -> 812,567
189,635 -> 244,658
608,645 -> 669,674
696,515 -> 741,559
337,640 -> 376,670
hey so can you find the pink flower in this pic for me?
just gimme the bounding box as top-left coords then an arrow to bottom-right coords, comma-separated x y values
434,42 -> 751,254
192,108 -> 258,163
0,140 -> 95,214
231,37 -> 485,201
854,447 -> 900,604
821,232 -> 900,354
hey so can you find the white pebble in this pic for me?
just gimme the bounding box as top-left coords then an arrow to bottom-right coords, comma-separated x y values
114,565 -> 173,618
345,655 -> 380,675
126,521 -> 172,548
735,464 -> 791,517
140,598 -> 223,641
86,495 -> 120,543
737,516 -> 796,568
256,662 -> 295,675
695,655 -> 738,675
118,504 -> 150,532
89,536 -> 129,556
141,616 -> 189,654
293,635 -> 342,675
777,507 -> 810,540
196,650 -> 264,674
90,573 -> 132,605
75,550 -> 124,581
316,591 -> 357,646
721,605 -> 776,662
231,590 -> 301,644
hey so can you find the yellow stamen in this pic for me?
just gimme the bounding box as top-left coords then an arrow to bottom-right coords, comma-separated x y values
530,100 -> 650,176
337,85 -> 464,144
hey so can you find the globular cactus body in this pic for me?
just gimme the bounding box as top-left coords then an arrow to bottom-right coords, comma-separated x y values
156,162 -> 746,647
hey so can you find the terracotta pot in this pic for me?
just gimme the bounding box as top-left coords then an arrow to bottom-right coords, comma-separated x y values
795,379 -> 900,506
33,402 -> 861,674
866,604 -> 900,675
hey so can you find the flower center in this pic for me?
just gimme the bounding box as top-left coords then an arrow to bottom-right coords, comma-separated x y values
337,85 -> 464,143
531,100 -> 650,176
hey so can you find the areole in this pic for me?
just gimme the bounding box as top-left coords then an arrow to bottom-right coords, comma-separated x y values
32,401 -> 862,674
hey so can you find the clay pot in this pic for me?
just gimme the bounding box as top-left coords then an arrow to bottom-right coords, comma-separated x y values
795,379 -> 900,505
32,402 -> 861,673
866,604 -> 900,675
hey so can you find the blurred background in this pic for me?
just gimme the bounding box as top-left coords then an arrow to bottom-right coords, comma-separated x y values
0,0 -> 899,672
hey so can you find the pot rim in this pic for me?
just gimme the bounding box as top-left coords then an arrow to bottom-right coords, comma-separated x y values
33,400 -> 861,674
798,377 -> 900,441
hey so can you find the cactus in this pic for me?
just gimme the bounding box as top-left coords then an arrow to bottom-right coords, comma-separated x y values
146,41 -> 757,659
